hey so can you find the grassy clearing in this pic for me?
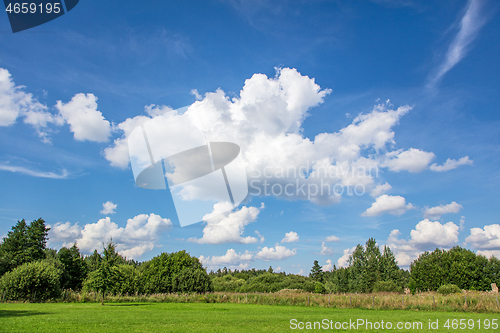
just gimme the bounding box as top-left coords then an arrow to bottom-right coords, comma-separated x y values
0,302 -> 498,332
16,289 -> 500,313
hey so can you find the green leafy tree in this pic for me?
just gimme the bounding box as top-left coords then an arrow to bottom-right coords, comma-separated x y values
85,250 -> 102,272
0,218 -> 50,276
309,260 -> 323,282
172,267 -> 213,293
408,246 -> 500,292
0,259 -> 61,301
140,250 -> 205,294
348,244 -> 366,292
362,238 -> 381,292
58,244 -> 88,290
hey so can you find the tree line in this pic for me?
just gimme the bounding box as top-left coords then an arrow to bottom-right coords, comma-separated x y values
0,218 -> 499,301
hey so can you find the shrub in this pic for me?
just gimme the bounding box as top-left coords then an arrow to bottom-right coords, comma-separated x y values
172,268 -> 213,293
372,280 -> 403,293
140,251 -> 203,293
315,282 -> 325,294
437,284 -> 462,295
0,260 -> 61,301
212,275 -> 246,292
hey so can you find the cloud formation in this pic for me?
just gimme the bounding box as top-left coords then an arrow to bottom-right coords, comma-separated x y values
102,68 -> 469,208
255,244 -> 296,261
100,201 -> 117,215
49,213 -> 172,259
428,0 -> 487,86
466,224 -> 500,250
386,219 -> 460,266
188,203 -> 263,244
199,248 -> 253,270
281,231 -> 299,243
0,68 -> 60,142
324,235 -> 340,242
0,163 -> 69,179
320,242 -> 334,255
322,259 -> 333,272
423,202 -> 462,220
362,194 -> 414,217
0,68 -> 112,144
430,156 -> 473,172
55,93 -> 111,142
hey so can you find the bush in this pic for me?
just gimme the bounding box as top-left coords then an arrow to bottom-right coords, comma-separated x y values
212,275 -> 246,292
0,260 -> 61,301
172,268 -> 213,293
140,251 -> 203,294
437,284 -> 462,295
372,280 -> 403,293
314,282 -> 325,294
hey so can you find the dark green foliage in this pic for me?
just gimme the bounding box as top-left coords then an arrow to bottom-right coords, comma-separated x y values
172,267 -> 213,293
322,238 -> 406,293
238,273 -> 315,293
83,264 -> 142,295
309,260 -> 323,282
58,244 -> 88,290
314,281 -> 325,294
85,250 -> 102,272
0,218 -> 50,276
140,250 -> 203,294
81,241 -> 129,302
0,260 -> 61,301
212,275 -> 246,292
372,280 -> 403,293
408,246 -> 499,292
437,284 -> 462,295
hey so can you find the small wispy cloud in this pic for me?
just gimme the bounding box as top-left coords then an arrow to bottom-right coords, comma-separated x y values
427,0 -> 487,87
0,163 -> 69,179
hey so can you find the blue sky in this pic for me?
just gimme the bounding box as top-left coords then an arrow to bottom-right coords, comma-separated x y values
1,0 -> 499,274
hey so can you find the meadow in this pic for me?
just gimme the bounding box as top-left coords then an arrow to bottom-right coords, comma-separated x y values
1,302 -> 499,332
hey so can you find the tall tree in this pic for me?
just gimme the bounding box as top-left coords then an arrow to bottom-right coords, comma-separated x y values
309,260 -> 323,282
58,244 -> 88,290
0,218 -> 50,276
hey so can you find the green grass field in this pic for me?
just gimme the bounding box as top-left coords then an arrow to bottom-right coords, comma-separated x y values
1,303 -> 499,332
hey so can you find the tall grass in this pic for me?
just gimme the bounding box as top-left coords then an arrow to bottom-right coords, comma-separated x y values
2,289 -> 499,313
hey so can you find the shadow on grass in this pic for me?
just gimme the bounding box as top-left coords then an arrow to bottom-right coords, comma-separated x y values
0,310 -> 49,318
105,303 -> 151,307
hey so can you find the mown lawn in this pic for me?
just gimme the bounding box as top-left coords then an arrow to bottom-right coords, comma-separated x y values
0,302 -> 498,332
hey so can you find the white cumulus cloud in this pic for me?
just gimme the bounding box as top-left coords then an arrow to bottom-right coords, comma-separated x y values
320,242 -> 334,255
100,201 -> 117,215
386,219 -> 460,266
324,235 -> 340,242
55,93 -> 111,142
48,213 -> 172,259
337,246 -> 356,268
0,68 -> 60,142
370,182 -> 392,198
322,259 -> 333,272
430,156 -> 473,172
188,203 -> 263,244
423,202 -> 462,220
362,194 -> 414,217
199,248 -> 253,270
465,224 -> 500,250
281,231 -> 299,243
255,244 -> 296,261
101,68 -> 463,209
383,148 -> 435,173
